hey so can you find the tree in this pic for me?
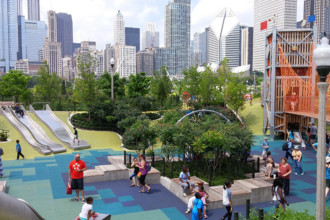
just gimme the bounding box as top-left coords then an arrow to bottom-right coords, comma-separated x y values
199,67 -> 218,105
73,54 -> 97,120
150,67 -> 173,106
182,66 -> 201,98
97,72 -> 127,100
126,72 -> 151,98
223,76 -> 247,116
0,70 -> 31,102
35,63 -> 61,103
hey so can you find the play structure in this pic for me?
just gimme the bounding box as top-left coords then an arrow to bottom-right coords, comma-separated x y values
262,27 -> 327,140
0,103 -> 90,155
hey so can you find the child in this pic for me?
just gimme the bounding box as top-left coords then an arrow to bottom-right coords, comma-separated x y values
129,158 -> 140,187
79,197 -> 95,220
199,185 -> 209,219
192,192 -> 203,220
261,137 -> 270,157
73,127 -> 80,144
326,157 -> 330,198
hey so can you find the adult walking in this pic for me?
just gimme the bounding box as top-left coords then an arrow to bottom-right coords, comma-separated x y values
16,140 -> 24,160
309,123 -> 317,144
0,147 -> 3,178
272,178 -> 289,212
73,127 -> 80,144
69,154 -> 87,203
179,165 -> 195,197
222,180 -> 233,220
284,139 -> 293,161
278,157 -> 292,196
137,154 -> 151,193
292,146 -> 304,175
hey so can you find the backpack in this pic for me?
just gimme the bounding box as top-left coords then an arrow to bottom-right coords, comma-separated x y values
145,161 -> 151,173
282,142 -> 289,151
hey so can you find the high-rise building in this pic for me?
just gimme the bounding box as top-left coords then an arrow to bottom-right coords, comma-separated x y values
192,33 -> 203,66
28,0 -> 40,21
114,45 -> 136,78
136,49 -> 154,76
153,0 -> 190,77
0,0 -> 18,73
25,20 -> 47,62
125,27 -> 140,52
57,13 -> 73,58
15,59 -> 29,74
95,50 -> 104,75
304,0 -> 330,41
17,16 -> 27,60
62,56 -> 73,80
104,44 -> 115,73
253,0 -> 297,72
17,0 -> 23,16
206,8 -> 241,68
114,10 -> 125,45
72,43 -> 81,55
43,11 -> 62,76
142,23 -> 160,50
241,26 -> 253,73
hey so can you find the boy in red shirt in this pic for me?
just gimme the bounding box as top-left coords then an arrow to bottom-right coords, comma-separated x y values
69,154 -> 87,203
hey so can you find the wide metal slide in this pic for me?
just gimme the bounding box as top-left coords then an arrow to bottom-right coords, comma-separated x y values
0,106 -> 51,155
17,105 -> 66,153
31,104 -> 90,150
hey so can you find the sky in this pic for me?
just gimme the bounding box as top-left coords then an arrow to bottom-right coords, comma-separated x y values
23,0 -> 305,50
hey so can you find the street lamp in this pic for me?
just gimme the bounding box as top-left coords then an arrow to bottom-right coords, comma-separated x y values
110,57 -> 115,100
313,36 -> 330,220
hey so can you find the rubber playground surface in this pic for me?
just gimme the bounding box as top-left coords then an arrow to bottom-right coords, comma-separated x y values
0,106 -> 329,219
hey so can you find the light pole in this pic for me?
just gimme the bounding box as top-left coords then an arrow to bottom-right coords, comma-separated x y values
313,36 -> 330,220
110,57 -> 115,100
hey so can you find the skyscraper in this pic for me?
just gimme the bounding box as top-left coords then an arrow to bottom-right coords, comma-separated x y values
164,0 -> 190,76
43,11 -> 62,76
104,43 -> 115,73
17,0 -> 23,16
142,23 -> 159,50
28,0 -> 40,21
207,8 -> 241,68
114,10 -> 125,45
17,15 -> 27,60
304,0 -> 330,41
25,20 -> 47,62
154,0 -> 190,77
253,0 -> 297,72
57,13 -> 73,57
241,26 -> 253,73
0,0 -> 18,73
125,27 -> 140,52
114,45 -> 136,78
136,49 -> 154,76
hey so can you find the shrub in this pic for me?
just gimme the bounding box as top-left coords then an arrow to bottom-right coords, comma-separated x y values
0,132 -> 8,141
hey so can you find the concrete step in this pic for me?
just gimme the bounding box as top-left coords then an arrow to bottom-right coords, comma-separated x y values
234,179 -> 272,203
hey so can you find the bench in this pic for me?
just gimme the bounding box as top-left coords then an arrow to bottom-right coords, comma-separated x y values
0,181 -> 7,193
128,167 -> 161,185
234,179 -> 273,203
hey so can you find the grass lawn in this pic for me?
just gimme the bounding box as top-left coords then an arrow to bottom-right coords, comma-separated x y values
0,111 -> 122,160
241,97 -> 264,135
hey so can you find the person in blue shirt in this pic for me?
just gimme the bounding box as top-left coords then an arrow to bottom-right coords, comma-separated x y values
311,142 -> 329,153
192,192 -> 203,220
325,157 -> 330,198
179,165 -> 195,197
261,137 -> 270,157
16,140 -> 24,160
73,127 -> 80,145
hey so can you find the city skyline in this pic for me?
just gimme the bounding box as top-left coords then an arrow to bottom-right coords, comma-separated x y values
18,0 -> 304,50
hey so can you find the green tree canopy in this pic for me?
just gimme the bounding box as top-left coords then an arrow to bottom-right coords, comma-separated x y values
0,70 -> 31,102
150,67 -> 173,106
126,72 -> 151,98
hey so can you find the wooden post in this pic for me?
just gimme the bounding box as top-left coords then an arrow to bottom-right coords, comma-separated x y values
259,209 -> 264,220
246,199 -> 250,219
143,149 -> 145,155
152,152 -> 155,167
208,166 -> 212,186
234,212 -> 239,220
163,158 -> 166,176
257,157 -> 260,173
128,154 -> 131,167
252,161 -> 255,178
171,161 -> 174,178
124,151 -> 126,165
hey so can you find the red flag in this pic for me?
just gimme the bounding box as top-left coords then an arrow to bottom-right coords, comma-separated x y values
260,20 -> 267,30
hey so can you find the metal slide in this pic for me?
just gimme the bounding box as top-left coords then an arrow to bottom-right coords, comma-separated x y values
0,107 -> 51,155
30,104 -> 90,150
15,105 -> 66,153
0,191 -> 45,220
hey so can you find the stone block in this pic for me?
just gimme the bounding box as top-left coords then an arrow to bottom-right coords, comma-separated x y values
0,181 -> 7,193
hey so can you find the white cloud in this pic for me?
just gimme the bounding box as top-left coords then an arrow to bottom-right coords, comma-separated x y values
30,0 -> 303,50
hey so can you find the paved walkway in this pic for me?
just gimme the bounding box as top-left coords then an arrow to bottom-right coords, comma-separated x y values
1,136 -> 328,219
